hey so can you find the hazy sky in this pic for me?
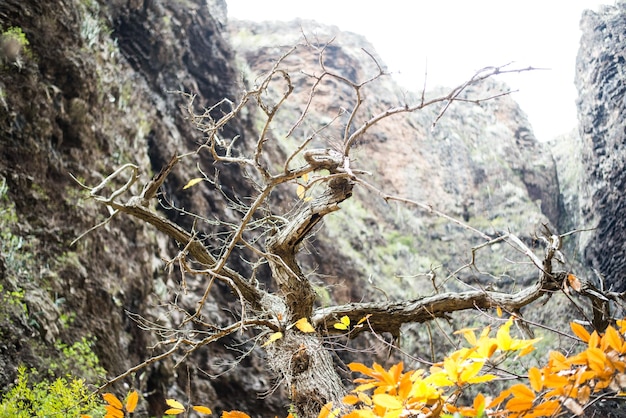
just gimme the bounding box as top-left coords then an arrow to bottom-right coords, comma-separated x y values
227,0 -> 611,141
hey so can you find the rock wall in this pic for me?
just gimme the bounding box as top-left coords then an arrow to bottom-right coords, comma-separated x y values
576,2 -> 626,292
0,0 -> 287,415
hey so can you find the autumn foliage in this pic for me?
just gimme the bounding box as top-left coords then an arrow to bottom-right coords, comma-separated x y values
94,316 -> 626,418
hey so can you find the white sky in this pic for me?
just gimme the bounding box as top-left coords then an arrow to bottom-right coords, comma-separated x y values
227,0 -> 611,141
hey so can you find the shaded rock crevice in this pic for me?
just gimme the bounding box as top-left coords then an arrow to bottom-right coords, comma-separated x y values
576,2 -> 626,292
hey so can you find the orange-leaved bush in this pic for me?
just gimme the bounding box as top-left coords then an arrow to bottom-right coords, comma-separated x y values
92,317 -> 626,418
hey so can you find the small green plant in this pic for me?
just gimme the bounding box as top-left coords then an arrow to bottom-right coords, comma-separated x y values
50,337 -> 106,383
0,27 -> 31,68
0,284 -> 27,315
0,366 -> 104,418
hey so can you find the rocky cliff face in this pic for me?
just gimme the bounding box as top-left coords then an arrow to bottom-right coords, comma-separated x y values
0,0 -> 621,415
575,1 -> 626,293
0,0 -> 286,415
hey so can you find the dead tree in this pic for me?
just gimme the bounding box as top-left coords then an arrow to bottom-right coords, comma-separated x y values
76,42 -> 618,417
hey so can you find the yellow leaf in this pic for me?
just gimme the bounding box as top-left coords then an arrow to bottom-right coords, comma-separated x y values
301,172 -> 310,182
166,399 -> 185,410
165,398 -> 185,414
357,314 -> 372,326
192,405 -> 213,414
496,305 -> 503,317
333,315 -> 351,330
467,373 -> 496,384
459,360 -> 484,383
371,393 -> 402,410
570,322 -> 591,343
182,177 -> 203,190
296,184 -> 307,199
295,317 -> 316,333
454,327 -> 478,346
164,408 -> 185,415
262,331 -> 283,347
125,390 -> 139,413
425,370 -> 454,387
102,393 -> 123,410
357,392 -> 373,406
496,318 -> 514,351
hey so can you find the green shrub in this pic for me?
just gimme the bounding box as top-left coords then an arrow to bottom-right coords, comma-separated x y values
0,366 -> 104,418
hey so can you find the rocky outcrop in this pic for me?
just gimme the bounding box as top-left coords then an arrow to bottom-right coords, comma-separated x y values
0,0 -> 285,415
576,2 -> 626,292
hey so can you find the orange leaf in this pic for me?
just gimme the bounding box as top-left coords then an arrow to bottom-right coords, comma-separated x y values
125,390 -> 139,413
506,397 -> 534,412
316,402 -> 339,418
589,330 -> 601,348
348,362 -> 375,377
586,347 -> 607,373
603,325 -> 624,352
528,367 -> 543,392
531,400 -> 562,416
543,372 -> 569,389
102,393 -> 123,410
567,273 -> 582,292
222,411 -> 251,418
192,405 -> 213,414
342,394 -> 359,405
473,393 -> 486,411
509,383 -> 535,402
570,322 -> 591,343
103,405 -> 124,418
